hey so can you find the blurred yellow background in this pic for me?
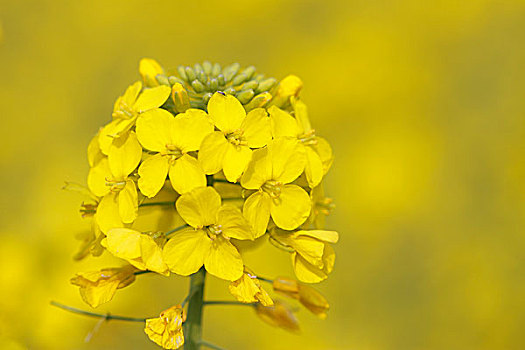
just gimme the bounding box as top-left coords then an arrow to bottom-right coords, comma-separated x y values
1,0 -> 525,349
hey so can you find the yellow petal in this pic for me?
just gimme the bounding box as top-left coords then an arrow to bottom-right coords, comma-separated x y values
171,109 -> 214,152
139,58 -> 164,87
292,97 -> 312,133
293,252 -> 328,283
98,118 -> 135,155
268,106 -> 301,138
108,132 -> 142,179
304,146 -> 324,188
176,186 -> 221,228
105,228 -> 142,259
121,81 -> 142,107
163,229 -> 211,275
133,86 -> 171,112
138,153 -> 170,198
140,235 -> 169,275
322,244 -> 336,275
268,137 -> 306,184
168,154 -> 206,194
71,270 -> 126,309
222,143 -> 252,183
217,205 -> 254,240
315,136 -> 333,174
87,157 -> 111,197
87,131 -> 104,167
270,184 -> 311,230
207,92 -> 245,132
240,147 -> 271,189
136,109 -> 175,152
242,108 -> 271,148
204,235 -> 243,281
242,191 -> 271,238
229,273 -> 273,306
95,193 -> 125,234
118,179 -> 138,223
296,230 -> 339,243
198,131 -> 229,174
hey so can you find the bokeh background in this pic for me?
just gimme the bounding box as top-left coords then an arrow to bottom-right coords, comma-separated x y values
1,0 -> 525,349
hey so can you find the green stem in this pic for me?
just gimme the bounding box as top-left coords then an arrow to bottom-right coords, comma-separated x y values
203,301 -> 255,306
165,224 -> 190,236
184,268 -> 206,350
50,301 -> 147,322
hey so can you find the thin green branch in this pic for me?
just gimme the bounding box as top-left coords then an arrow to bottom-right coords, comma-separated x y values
203,301 -> 255,306
165,224 -> 190,236
255,276 -> 273,284
50,301 -> 147,322
133,270 -> 152,276
198,340 -> 227,350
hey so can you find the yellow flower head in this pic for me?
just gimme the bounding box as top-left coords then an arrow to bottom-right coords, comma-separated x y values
70,60 -> 338,349
163,186 -> 254,281
255,300 -> 300,333
271,229 -> 338,283
88,132 -> 142,232
102,228 -> 169,275
241,137 -> 311,237
136,108 -> 213,197
199,92 -> 272,182
70,265 -> 136,308
272,276 -> 330,319
145,305 -> 185,350
229,268 -> 273,306
98,81 -> 171,154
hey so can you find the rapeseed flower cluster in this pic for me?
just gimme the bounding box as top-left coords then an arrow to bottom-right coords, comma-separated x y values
65,59 -> 339,349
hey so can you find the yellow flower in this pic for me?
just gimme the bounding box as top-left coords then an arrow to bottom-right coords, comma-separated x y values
98,81 -> 171,154
272,276 -> 330,319
269,99 -> 333,187
70,265 -> 136,308
163,186 -> 254,281
307,184 -> 335,229
199,92 -> 271,182
270,74 -> 303,108
240,137 -> 310,237
145,305 -> 185,350
229,268 -> 273,306
271,229 -> 338,283
255,300 -> 300,333
136,108 -> 213,197
102,228 -> 169,275
140,58 -> 164,87
88,132 -> 142,233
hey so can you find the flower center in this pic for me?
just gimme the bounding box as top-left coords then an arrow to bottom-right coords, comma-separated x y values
105,178 -> 126,192
112,101 -> 135,119
164,144 -> 183,163
206,224 -> 223,239
261,180 -> 282,198
298,129 -> 317,146
225,129 -> 247,146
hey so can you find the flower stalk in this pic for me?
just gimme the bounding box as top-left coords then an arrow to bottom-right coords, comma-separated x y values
184,267 -> 206,350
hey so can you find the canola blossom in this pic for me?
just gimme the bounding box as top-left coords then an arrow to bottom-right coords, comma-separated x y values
60,59 -> 339,350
